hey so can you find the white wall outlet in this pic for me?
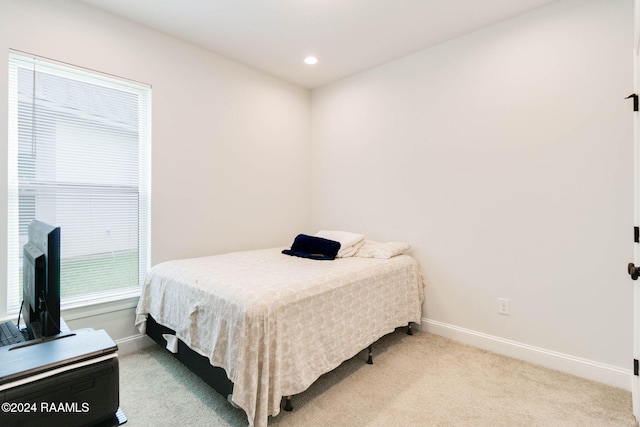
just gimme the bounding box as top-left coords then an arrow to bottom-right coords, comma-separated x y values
498,298 -> 510,315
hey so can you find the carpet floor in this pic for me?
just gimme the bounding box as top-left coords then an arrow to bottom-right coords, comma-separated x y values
118,330 -> 637,426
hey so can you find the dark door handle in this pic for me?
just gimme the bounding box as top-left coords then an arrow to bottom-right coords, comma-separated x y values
629,263 -> 640,280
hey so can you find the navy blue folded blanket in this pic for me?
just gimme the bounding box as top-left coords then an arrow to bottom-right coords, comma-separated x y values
282,234 -> 341,260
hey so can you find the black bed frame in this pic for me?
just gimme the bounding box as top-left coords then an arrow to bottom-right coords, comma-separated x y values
145,314 -> 413,413
146,315 -> 234,398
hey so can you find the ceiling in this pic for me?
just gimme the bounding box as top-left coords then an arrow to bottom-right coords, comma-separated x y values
77,0 -> 560,89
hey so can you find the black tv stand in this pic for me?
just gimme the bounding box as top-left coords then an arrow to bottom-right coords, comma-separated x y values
8,330 -> 78,351
0,326 -> 125,427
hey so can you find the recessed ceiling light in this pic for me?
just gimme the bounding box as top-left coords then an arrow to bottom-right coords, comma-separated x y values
304,56 -> 318,65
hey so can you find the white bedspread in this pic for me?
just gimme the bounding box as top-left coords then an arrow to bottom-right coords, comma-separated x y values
135,248 -> 424,427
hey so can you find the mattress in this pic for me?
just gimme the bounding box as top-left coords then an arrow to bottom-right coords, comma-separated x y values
135,247 -> 424,427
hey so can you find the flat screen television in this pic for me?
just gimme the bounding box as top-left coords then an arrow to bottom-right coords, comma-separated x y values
22,220 -> 61,339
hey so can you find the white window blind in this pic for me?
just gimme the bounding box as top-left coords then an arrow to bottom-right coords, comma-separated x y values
7,52 -> 151,313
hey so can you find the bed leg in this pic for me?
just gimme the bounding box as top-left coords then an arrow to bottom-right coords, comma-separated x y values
407,322 -> 413,335
367,345 -> 373,364
284,396 -> 293,412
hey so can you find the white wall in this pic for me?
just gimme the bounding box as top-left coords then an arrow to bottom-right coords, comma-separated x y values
0,0 -> 635,390
311,0 -> 634,387
0,0 -> 310,341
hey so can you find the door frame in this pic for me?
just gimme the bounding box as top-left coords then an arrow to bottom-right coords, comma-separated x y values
632,0 -> 640,420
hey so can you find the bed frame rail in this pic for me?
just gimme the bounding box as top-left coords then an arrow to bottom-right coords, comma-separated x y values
146,316 -> 414,414
145,315 -> 234,398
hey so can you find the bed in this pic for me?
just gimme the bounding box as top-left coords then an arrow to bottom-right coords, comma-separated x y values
135,242 -> 424,427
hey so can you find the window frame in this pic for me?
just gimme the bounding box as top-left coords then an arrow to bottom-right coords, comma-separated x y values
7,51 -> 151,315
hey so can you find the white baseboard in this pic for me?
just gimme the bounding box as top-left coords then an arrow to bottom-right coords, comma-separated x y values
115,333 -> 155,356
420,318 -> 633,391
114,319 -> 633,391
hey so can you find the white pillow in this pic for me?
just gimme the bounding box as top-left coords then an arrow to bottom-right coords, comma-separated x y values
353,240 -> 411,259
336,240 -> 364,258
314,230 -> 365,258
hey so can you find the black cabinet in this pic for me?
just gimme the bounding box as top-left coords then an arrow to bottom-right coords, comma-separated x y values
0,328 -> 125,427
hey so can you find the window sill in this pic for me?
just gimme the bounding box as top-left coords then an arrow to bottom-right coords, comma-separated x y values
61,290 -> 141,321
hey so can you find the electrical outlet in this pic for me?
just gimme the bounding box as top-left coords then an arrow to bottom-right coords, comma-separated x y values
498,298 -> 510,315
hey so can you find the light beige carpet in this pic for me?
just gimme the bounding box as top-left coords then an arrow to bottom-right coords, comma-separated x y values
118,330 -> 637,426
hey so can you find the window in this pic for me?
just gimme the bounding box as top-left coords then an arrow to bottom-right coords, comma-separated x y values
7,52 -> 151,313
